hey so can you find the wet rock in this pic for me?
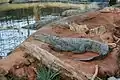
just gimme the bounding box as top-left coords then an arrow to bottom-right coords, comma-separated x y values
108,77 -> 117,80
61,2 -> 101,17
62,8 -> 99,17
108,77 -> 118,80
100,7 -> 120,12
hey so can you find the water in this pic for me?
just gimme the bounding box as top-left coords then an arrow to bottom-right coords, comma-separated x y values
0,7 -> 64,57
0,16 -> 36,57
0,29 -> 36,56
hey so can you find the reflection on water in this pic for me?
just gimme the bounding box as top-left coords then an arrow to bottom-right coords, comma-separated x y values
0,29 -> 36,56
0,16 -> 36,57
0,17 -> 35,29
0,7 -> 64,57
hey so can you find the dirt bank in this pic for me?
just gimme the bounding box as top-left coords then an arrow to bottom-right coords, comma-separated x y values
0,7 -> 120,80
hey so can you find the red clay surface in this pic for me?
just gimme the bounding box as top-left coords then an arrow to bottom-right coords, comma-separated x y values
32,25 -> 119,77
0,8 -> 120,79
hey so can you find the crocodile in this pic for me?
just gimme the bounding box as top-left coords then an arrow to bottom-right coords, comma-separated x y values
33,34 -> 112,61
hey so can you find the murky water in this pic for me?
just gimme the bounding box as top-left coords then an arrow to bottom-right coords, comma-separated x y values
0,7 -> 64,57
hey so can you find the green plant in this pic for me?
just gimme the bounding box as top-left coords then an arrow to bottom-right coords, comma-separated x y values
37,66 -> 60,80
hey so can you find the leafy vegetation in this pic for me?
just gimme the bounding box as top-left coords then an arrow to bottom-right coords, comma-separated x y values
37,66 -> 60,80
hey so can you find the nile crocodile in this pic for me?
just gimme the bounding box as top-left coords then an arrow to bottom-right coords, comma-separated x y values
33,34 -> 112,61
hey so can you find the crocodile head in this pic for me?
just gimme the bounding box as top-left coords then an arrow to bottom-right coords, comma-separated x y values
33,34 -> 48,42
33,34 -> 60,45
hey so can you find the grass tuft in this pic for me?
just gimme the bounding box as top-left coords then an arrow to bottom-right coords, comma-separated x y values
37,66 -> 60,80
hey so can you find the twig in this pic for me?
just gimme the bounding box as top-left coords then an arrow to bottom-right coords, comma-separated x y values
114,35 -> 120,44
91,65 -> 99,80
116,38 -> 120,44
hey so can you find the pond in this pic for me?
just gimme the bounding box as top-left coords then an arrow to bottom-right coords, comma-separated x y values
0,7 -> 65,57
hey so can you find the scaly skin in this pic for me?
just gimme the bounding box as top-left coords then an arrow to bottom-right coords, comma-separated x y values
33,34 -> 112,61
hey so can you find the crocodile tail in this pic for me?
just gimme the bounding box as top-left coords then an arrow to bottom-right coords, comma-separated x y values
73,55 -> 105,62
